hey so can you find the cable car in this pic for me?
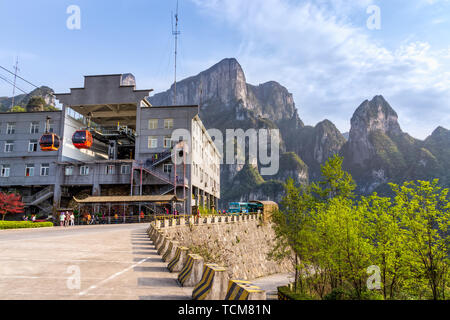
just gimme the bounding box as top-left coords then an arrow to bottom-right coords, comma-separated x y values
72,130 -> 93,149
39,133 -> 61,151
39,116 -> 61,152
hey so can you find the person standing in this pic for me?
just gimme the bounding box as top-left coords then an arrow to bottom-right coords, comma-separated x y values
70,212 -> 75,226
60,212 -> 65,227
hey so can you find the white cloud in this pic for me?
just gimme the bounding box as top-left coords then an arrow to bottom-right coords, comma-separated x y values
191,0 -> 450,139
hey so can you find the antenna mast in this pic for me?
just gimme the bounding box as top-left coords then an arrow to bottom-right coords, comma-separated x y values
11,56 -> 20,108
172,0 -> 181,105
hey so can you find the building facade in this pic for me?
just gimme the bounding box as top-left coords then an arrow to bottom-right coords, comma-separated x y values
0,74 -> 220,216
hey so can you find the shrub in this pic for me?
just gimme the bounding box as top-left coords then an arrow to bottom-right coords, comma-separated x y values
0,221 -> 54,230
278,286 -> 315,300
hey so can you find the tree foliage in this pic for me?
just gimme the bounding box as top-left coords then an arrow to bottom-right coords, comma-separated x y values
26,96 -> 46,112
0,192 -> 25,220
9,105 -> 26,112
271,155 -> 449,300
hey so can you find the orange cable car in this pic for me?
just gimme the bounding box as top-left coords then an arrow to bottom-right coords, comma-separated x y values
39,116 -> 61,152
72,130 -> 93,149
39,133 -> 61,151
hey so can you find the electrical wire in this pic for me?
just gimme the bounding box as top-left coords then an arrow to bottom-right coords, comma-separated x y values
0,64 -> 40,89
0,74 -> 28,94
0,64 -> 55,97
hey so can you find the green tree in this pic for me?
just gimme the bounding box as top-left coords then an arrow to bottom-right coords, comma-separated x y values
9,105 -> 26,112
313,197 -> 374,299
361,194 -> 408,299
271,156 -> 359,298
44,105 -> 59,111
310,155 -> 356,201
26,96 -> 46,112
391,180 -> 449,300
270,178 -> 315,294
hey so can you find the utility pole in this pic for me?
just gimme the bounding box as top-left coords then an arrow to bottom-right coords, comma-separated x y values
11,56 -> 19,109
172,0 -> 180,105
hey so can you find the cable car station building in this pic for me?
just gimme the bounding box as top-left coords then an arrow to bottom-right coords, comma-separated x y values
0,74 -> 221,217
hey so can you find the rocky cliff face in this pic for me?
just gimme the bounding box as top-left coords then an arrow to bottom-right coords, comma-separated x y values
343,95 -> 402,167
149,58 -> 308,206
342,95 -> 449,194
150,58 -> 299,124
150,59 -> 449,203
423,126 -> 450,185
293,120 -> 346,180
0,86 -> 55,111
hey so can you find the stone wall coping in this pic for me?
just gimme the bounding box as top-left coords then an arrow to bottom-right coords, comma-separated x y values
152,213 -> 263,229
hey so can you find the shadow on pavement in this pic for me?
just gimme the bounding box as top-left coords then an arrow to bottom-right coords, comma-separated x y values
133,266 -> 167,273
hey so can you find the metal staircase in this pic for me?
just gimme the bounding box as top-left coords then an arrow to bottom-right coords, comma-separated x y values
150,150 -> 173,167
23,186 -> 54,206
36,201 -> 53,215
141,166 -> 174,185
23,186 -> 54,215
159,185 -> 175,196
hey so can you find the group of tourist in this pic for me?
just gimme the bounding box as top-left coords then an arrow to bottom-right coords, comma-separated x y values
22,214 -> 38,222
72,211 -> 148,225
59,211 -> 75,227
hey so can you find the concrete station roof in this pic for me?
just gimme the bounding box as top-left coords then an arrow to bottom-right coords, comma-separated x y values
74,195 -> 184,204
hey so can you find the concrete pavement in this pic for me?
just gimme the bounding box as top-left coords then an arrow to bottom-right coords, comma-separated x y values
0,224 -> 192,300
252,273 -> 294,300
0,224 -> 290,300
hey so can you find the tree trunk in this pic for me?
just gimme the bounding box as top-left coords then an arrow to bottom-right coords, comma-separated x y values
294,254 -> 299,293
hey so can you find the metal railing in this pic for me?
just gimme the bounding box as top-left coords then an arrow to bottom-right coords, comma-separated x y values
150,150 -> 173,167
160,185 -> 175,195
23,186 -> 54,204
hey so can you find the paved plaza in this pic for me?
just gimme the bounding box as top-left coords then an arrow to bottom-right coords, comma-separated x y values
0,224 -> 192,300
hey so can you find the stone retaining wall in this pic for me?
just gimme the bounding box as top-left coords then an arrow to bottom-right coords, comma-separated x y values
156,214 -> 292,280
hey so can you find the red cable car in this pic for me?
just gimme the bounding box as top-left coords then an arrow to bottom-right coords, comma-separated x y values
39,133 -> 61,151
72,130 -> 93,149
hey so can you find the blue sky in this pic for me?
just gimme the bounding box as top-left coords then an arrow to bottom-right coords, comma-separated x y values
1,0 -> 449,139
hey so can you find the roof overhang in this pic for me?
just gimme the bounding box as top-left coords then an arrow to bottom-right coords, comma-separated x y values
74,195 -> 184,204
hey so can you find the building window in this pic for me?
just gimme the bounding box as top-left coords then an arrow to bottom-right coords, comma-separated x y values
6,123 -> 15,135
105,165 -> 115,175
4,141 -> 14,153
65,166 -> 74,176
148,119 -> 158,130
121,165 -> 131,175
164,119 -> 174,129
148,136 -> 158,149
28,140 -> 38,152
40,164 -> 50,176
164,136 -> 172,149
1,165 -> 10,178
30,122 -> 39,134
163,164 -> 172,174
25,164 -> 35,177
80,166 -> 89,176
